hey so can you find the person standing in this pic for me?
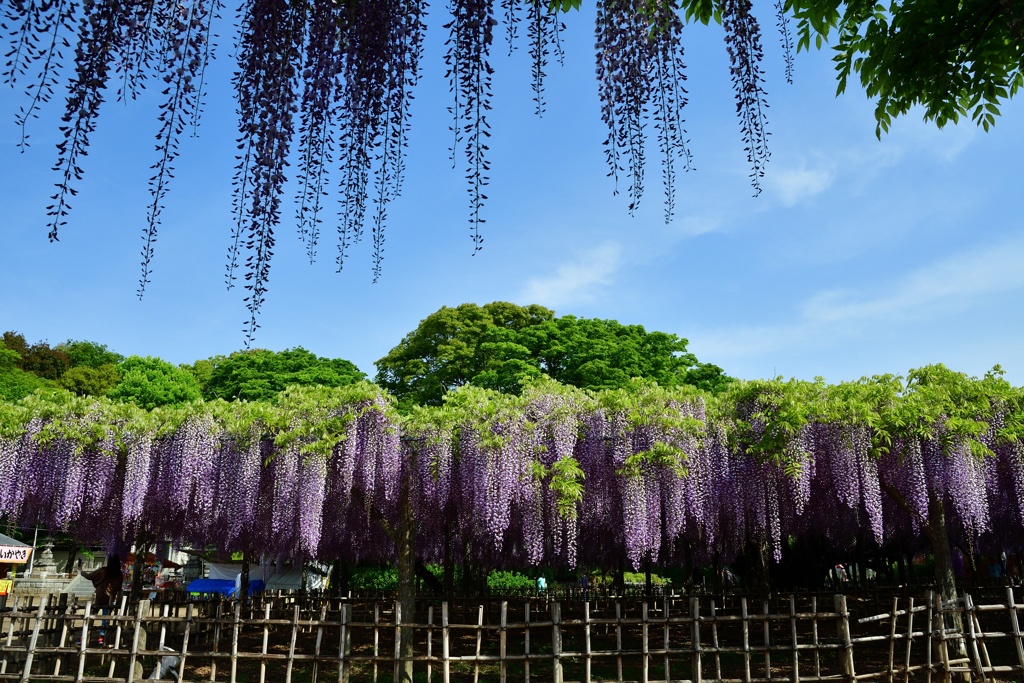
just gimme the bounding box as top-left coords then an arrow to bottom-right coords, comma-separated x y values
78,554 -> 123,644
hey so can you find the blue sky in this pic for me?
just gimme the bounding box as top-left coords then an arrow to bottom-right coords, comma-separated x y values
2,6 -> 1023,385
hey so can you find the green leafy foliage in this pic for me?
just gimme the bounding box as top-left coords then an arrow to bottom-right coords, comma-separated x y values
55,340 -> 124,369
202,348 -> 365,403
376,302 -> 731,407
107,356 -> 203,410
57,364 -> 121,397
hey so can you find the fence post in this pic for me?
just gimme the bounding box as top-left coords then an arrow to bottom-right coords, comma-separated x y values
524,602 -> 531,683
393,600 -> 402,683
789,596 -> 800,683
741,597 -> 751,683
552,601 -> 563,683
834,594 -> 856,683
962,593 -> 987,683
18,594 -> 47,683
501,601 -> 508,683
338,602 -> 351,683
935,592 -> 950,683
641,601 -> 649,683
442,602 -> 450,683
1006,586 -> 1024,678
127,599 -> 150,683
691,597 -> 701,683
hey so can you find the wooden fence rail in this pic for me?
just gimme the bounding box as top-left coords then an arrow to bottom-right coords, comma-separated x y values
1,589 -> 1022,682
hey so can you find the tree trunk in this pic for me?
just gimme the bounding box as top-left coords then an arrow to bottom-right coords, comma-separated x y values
240,550 -> 250,607
924,495 -> 972,683
130,537 -> 151,602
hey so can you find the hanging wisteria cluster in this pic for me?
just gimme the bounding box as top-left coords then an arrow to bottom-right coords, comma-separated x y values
1,368 -> 1023,572
2,0 -> 780,342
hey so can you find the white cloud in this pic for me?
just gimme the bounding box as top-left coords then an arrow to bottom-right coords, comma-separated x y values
519,241 -> 622,308
695,236 -> 1024,360
765,158 -> 837,206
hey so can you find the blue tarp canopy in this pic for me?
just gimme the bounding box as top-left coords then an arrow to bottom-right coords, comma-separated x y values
186,578 -> 264,597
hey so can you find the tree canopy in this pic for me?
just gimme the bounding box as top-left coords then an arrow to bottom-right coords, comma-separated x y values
201,347 -> 366,402
106,355 -> 203,410
375,302 -> 731,406
6,0 -> 1016,341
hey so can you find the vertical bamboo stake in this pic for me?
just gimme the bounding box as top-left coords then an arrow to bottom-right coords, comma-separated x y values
711,600 -> 723,681
524,602 -> 531,683
904,597 -> 915,683
52,593 -> 74,678
970,600 -> 992,672
394,601 -> 403,683
285,603 -> 300,683
690,597 -> 701,683
259,603 -> 270,683
834,594 -> 855,683
663,598 -> 670,683
789,596 -> 799,683
210,602 -> 223,682
311,606 -> 327,679
742,597 -> 752,683
641,602 -> 649,683
427,605 -> 434,683
501,601 -> 508,683
811,596 -> 821,679
615,602 -> 623,683
442,602 -> 451,683
338,603 -> 351,683
888,597 -> 899,683
127,599 -> 149,683
963,593 -> 987,683
19,595 -> 47,683
584,600 -> 592,683
176,603 -> 194,683
1006,586 -> 1024,678
107,596 -> 130,679
935,592 -> 949,683
926,591 -> 934,683
1,594 -> 19,676
74,602 -> 92,683
763,600 -> 771,680
231,601 -> 242,683
474,604 -> 484,683
552,601 -> 563,683
373,604 -> 380,683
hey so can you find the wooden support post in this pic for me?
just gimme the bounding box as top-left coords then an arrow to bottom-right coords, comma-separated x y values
524,602 -> 531,683
373,604 -> 380,683
394,601 -> 403,683
812,596 -> 821,680
742,597 -> 752,683
926,591 -> 934,683
584,600 -> 592,683
338,603 -> 351,683
834,594 -> 856,683
763,599 -> 772,679
20,595 -> 47,683
641,601 -> 649,683
231,601 -> 242,683
691,597 -> 702,683
259,603 -> 270,683
1,595 -> 19,677
127,599 -> 150,683
500,601 -> 508,683
615,602 -> 623,683
904,597 -> 915,683
936,592 -> 950,683
663,598 -> 670,683
52,593 -> 74,678
888,596 -> 899,683
442,602 -> 451,683
177,603 -> 194,683
311,602 -> 327,683
1006,586 -> 1024,678
210,601 -> 223,681
474,604 -> 483,683
74,601 -> 92,683
789,596 -> 799,683
427,605 -> 434,683
286,603 -> 299,683
711,600 -> 723,682
963,593 -> 987,683
552,601 -> 563,683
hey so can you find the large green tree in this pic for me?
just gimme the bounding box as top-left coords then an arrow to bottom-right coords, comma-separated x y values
107,356 -> 203,410
202,347 -> 366,402
375,302 -> 730,406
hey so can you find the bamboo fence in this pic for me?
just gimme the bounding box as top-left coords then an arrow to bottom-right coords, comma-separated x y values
1,587 -> 1022,682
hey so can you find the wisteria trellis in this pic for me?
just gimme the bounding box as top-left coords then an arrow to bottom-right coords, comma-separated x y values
1,369 -> 1023,572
